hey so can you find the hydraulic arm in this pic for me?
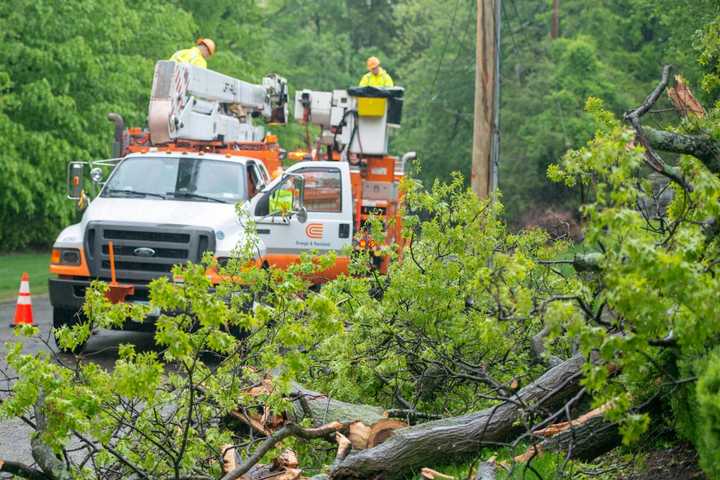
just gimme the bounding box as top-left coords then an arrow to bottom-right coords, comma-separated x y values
149,60 -> 288,144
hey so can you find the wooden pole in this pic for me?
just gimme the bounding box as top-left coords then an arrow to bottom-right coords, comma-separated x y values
551,0 -> 560,39
472,0 -> 499,199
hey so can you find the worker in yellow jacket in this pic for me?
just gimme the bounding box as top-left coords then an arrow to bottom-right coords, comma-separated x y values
270,188 -> 294,215
359,57 -> 394,88
170,38 -> 216,69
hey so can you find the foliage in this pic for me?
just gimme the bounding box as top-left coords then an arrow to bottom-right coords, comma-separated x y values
4,2 -> 720,479
698,17 -> 720,98
0,0 -> 197,250
391,0 -> 719,221
696,349 -> 720,478
548,91 -> 720,469
312,177 -> 573,414
2,232 -> 345,478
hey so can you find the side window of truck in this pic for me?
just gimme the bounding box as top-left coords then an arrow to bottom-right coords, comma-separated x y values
247,163 -> 260,198
297,168 -> 342,213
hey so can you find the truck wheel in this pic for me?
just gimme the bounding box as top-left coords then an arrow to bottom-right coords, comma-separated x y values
52,308 -> 89,354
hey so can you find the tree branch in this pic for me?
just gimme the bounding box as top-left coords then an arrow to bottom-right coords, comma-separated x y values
220,421 -> 344,480
0,459 -> 51,480
32,396 -> 72,480
644,127 -> 720,172
623,65 -> 693,191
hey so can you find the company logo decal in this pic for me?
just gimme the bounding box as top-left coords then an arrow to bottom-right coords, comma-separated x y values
305,223 -> 324,239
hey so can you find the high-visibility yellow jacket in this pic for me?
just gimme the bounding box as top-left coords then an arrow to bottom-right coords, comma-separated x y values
270,189 -> 293,214
169,46 -> 207,69
359,68 -> 394,88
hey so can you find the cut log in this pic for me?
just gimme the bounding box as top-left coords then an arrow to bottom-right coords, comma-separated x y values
532,402 -> 611,437
348,421 -> 372,450
420,467 -> 455,479
234,381 -> 386,438
540,414 -> 619,461
273,449 -> 300,470
222,444 -> 239,474
366,419 -> 408,448
330,355 -> 585,479
334,432 -> 352,464
222,422 -> 345,480
240,464 -> 302,480
475,458 -> 497,480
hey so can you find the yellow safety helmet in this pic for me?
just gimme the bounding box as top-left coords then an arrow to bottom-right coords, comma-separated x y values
367,56 -> 380,70
196,38 -> 216,56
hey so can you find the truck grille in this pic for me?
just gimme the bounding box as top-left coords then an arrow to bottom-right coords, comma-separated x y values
85,222 -> 215,282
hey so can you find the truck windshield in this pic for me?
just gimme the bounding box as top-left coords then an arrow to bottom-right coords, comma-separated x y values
102,157 -> 247,204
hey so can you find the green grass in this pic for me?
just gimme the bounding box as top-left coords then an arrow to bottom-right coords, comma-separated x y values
0,251 -> 52,301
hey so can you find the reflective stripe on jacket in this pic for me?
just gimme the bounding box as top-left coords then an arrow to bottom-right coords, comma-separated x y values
169,46 -> 207,69
359,68 -> 394,87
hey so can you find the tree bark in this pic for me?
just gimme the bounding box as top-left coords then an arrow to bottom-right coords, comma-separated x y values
541,414 -> 619,461
330,355 -> 585,479
289,384 -> 387,427
0,459 -> 50,480
644,127 -> 720,173
31,397 -> 72,480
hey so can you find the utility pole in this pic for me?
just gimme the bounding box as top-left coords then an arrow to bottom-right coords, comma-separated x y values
471,0 -> 501,199
551,0 -> 560,39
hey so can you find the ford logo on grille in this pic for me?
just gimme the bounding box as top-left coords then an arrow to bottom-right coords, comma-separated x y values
133,247 -> 156,257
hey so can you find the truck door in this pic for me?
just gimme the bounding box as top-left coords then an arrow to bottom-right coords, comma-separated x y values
253,162 -> 353,277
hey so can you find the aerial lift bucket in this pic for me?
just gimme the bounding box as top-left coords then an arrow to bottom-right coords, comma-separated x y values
105,241 -> 135,303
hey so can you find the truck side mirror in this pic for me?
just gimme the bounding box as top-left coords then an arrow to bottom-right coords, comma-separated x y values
295,206 -> 308,224
67,162 -> 86,199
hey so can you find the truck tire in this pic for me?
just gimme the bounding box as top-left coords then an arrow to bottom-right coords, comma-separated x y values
52,307 -> 89,354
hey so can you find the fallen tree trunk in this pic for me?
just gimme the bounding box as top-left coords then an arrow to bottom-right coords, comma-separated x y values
330,355 -> 585,479
288,384 -> 387,427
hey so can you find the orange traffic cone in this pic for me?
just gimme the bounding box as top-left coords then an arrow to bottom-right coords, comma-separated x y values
12,272 -> 34,327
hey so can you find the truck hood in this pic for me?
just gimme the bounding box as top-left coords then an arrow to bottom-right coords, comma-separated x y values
78,197 -> 258,256
83,197 -> 240,228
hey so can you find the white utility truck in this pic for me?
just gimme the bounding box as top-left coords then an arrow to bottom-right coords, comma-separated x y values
49,61 -> 411,349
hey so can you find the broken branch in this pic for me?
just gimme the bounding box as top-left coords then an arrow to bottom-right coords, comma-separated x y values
221,422 -> 344,480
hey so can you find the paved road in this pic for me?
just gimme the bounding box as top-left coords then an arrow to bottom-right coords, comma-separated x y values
0,295 -> 157,467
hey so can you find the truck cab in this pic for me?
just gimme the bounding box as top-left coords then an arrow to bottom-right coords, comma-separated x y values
50,150 -> 358,339
50,151 -> 272,330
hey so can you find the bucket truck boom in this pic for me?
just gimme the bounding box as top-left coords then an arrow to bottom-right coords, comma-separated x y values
148,60 -> 288,144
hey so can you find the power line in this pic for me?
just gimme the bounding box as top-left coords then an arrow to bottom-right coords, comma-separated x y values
502,0 -> 573,148
427,0 -> 464,99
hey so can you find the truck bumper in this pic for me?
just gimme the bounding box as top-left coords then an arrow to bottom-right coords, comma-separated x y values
48,277 -> 156,332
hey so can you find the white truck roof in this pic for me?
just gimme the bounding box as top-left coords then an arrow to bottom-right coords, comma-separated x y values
124,150 -> 260,164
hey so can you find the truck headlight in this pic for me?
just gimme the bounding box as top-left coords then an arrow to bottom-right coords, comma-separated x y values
51,248 -> 81,265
